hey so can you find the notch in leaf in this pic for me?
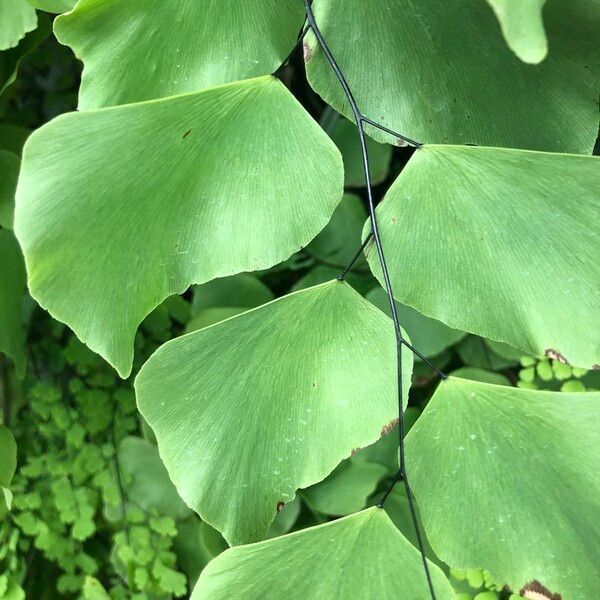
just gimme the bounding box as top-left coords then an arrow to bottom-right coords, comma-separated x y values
191,508 -> 454,599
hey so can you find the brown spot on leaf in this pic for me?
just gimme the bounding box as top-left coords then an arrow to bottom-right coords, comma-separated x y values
276,501 -> 285,513
381,418 -> 399,437
391,217 -> 397,224
544,349 -> 569,364
520,580 -> 562,600
182,129 -> 191,138
395,138 -> 408,148
351,447 -> 362,456
303,42 -> 313,62
593,364 -> 600,370
312,382 -> 316,388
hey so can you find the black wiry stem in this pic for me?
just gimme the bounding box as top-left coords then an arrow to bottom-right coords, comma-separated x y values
304,2 -> 438,597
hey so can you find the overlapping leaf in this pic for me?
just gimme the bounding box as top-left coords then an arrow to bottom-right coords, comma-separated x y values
191,508 -> 454,599
487,0 -> 548,63
367,287 -> 464,358
325,114 -> 392,187
0,0 -> 37,51
406,377 -> 600,598
0,14 -> 50,95
306,193 -> 368,267
192,274 -> 273,315
366,145 -> 600,368
118,437 -> 190,520
306,0 -> 599,152
27,0 -> 75,13
55,0 -> 305,108
136,281 -> 412,544
302,459 -> 387,516
15,76 -> 343,377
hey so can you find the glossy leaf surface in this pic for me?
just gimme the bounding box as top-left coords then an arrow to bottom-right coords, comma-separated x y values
16,76 -> 343,377
136,281 -> 412,544
55,0 -> 305,108
306,0 -> 599,152
367,145 -> 600,368
406,377 -> 600,598
192,508 -> 454,599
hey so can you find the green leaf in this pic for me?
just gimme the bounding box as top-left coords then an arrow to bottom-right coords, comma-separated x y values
0,150 -> 19,228
306,193 -> 368,267
485,339 -> 523,362
406,377 -> 600,598
152,559 -> 187,597
487,0 -> 547,64
192,273 -> 273,315
0,0 -> 36,51
367,286 -> 464,358
366,145 -> 600,369
54,0 -> 305,108
0,230 -> 26,377
306,0 -> 599,153
16,76 -> 343,377
0,424 -> 17,516
456,336 -> 518,372
27,0 -> 75,13
136,280 -> 411,544
191,508 -> 454,599
450,367 -> 510,386
354,407 -> 420,477
302,459 -> 387,516
0,13 -> 50,95
119,436 -> 190,521
267,496 -> 301,538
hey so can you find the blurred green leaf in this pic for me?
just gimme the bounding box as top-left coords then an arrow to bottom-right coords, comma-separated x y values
487,0 -> 547,63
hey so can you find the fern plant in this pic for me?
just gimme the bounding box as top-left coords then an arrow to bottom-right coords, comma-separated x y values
1,0 -> 599,599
